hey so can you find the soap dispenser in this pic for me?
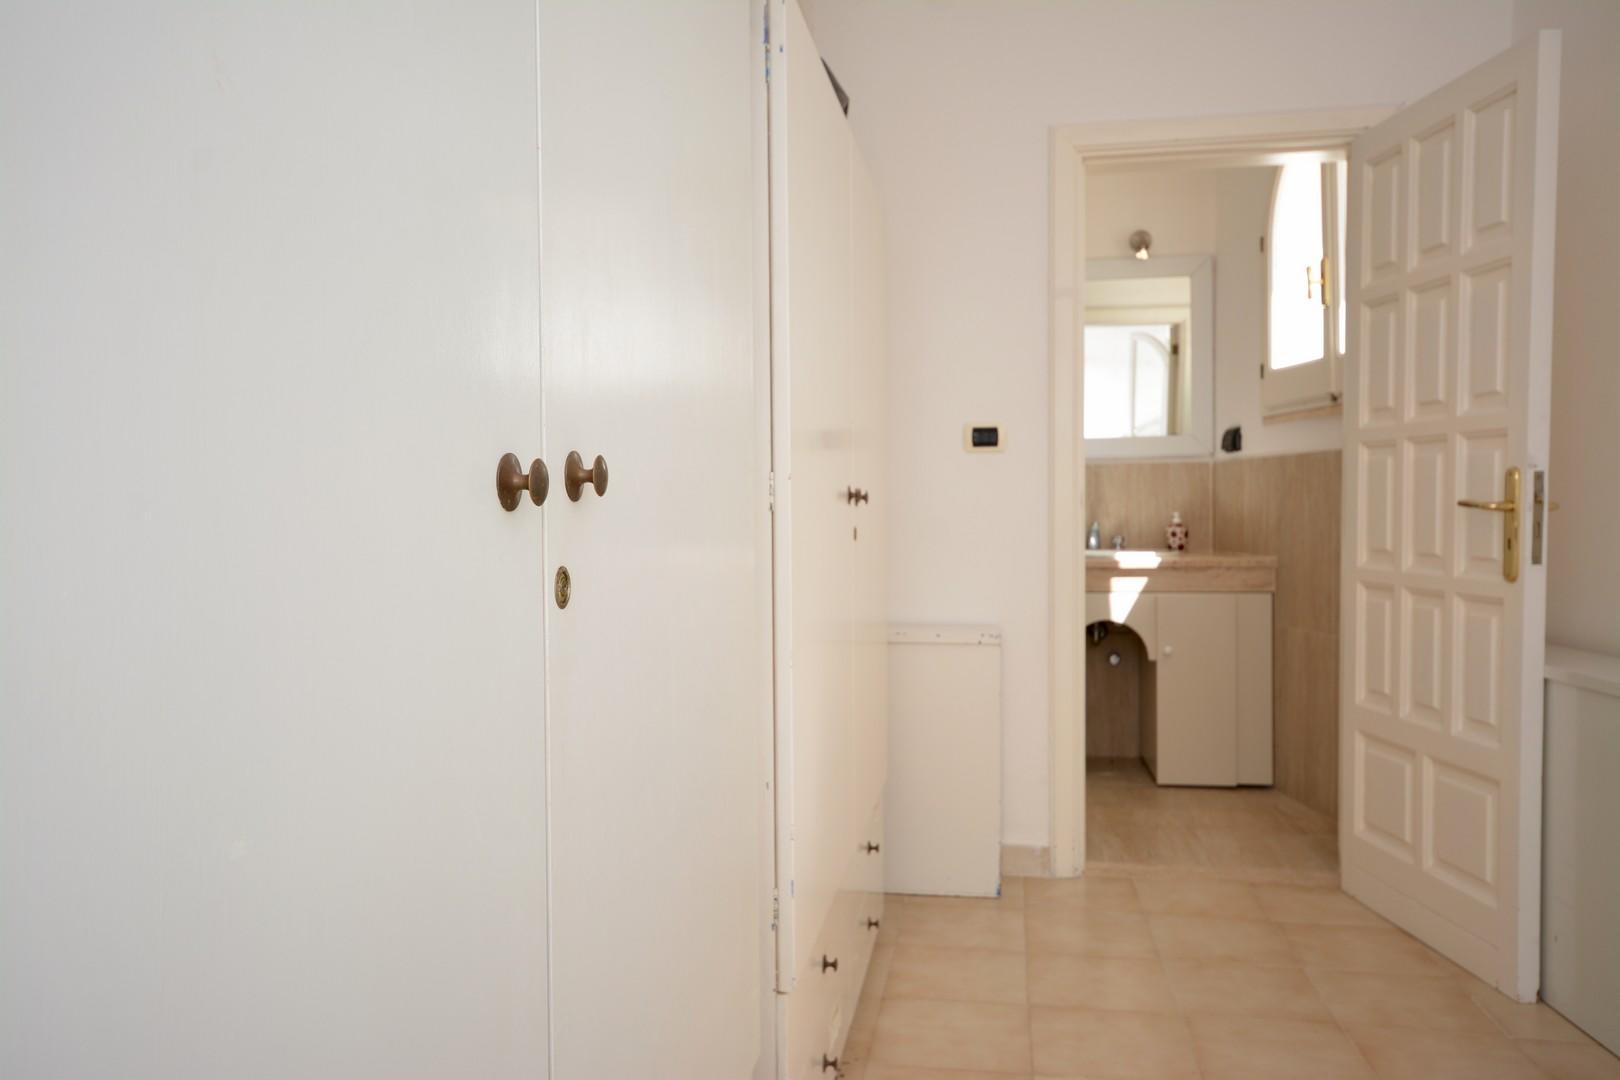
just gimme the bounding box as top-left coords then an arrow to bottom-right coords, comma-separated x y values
1087,521 -> 1102,550
1166,511 -> 1188,552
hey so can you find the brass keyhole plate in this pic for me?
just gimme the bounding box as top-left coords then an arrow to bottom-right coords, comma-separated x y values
554,566 -> 571,609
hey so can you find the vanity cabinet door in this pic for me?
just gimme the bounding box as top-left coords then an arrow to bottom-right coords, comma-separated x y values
1153,593 -> 1239,786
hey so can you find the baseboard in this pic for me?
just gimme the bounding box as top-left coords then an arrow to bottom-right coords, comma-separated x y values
1000,844 -> 1052,879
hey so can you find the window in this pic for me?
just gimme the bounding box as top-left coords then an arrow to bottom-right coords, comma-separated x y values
1084,323 -> 1175,438
1262,159 -> 1346,413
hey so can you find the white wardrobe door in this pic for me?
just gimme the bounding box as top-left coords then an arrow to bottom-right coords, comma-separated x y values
538,2 -> 766,1076
0,4 -> 549,1077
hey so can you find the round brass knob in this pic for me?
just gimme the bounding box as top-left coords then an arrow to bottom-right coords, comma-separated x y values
565,451 -> 609,501
497,453 -> 549,511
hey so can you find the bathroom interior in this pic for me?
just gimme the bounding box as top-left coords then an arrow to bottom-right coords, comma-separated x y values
1082,153 -> 1345,883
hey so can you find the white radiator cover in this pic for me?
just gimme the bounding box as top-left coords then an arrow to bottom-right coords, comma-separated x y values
1541,645 -> 1620,1055
886,625 -> 1002,897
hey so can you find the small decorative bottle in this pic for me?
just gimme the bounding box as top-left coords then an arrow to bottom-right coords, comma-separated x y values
1165,510 -> 1188,552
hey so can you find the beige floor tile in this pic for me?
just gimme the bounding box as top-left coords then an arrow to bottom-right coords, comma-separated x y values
1345,1024 -> 1546,1079
862,1065 -> 1032,1080
1305,969 -> 1497,1032
865,942 -> 896,1000
1465,981 -> 1593,1042
878,898 -> 908,945
1025,906 -> 1157,958
1189,1014 -> 1374,1079
899,898 -> 1026,952
1252,883 -> 1385,926
997,876 -> 1027,905
1029,1005 -> 1200,1079
1134,877 -> 1265,920
1164,960 -> 1333,1021
1518,1039 -> 1620,1080
1268,832 -> 1339,874
870,999 -> 1032,1074
1026,953 -> 1176,1013
1198,826 -> 1295,871
1024,874 -> 1141,913
885,945 -> 1028,1005
1283,924 -> 1453,974
1148,913 -> 1294,964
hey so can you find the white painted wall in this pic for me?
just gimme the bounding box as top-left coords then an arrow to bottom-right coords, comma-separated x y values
1512,0 -> 1620,657
807,0 -> 1514,846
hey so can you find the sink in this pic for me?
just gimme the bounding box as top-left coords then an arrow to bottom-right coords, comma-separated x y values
1084,550 -> 1277,593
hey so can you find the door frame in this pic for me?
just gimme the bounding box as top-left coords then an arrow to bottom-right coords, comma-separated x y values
1046,108 -> 1394,877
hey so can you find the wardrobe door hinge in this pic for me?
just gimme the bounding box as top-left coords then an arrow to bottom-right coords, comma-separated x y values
771,889 -> 780,931
768,470 -> 776,511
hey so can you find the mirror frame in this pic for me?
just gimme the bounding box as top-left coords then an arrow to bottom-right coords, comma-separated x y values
1083,254 -> 1214,459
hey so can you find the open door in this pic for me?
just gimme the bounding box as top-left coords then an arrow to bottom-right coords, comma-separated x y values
1340,32 -> 1560,999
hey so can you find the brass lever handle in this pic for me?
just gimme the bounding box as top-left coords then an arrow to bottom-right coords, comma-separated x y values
1458,467 -> 1522,583
496,453 -> 549,511
564,451 -> 609,501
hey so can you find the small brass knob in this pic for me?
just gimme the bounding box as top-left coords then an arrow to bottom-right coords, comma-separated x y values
821,955 -> 838,973
565,451 -> 609,501
497,453 -> 549,511
863,841 -> 880,854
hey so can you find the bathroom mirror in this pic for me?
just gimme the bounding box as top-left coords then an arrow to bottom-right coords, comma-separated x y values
1083,255 -> 1213,458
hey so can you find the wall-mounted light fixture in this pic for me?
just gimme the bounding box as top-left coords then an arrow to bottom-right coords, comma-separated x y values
1129,229 -> 1152,260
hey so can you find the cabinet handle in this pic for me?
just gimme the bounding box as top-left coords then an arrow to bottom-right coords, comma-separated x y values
564,451 -> 609,501
865,918 -> 880,930
496,453 -> 549,510
845,486 -> 869,505
821,1055 -> 840,1073
863,841 -> 880,854
821,955 -> 839,973
1162,644 -> 1174,657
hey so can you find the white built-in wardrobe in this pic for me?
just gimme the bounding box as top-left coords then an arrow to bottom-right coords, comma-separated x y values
768,1 -> 889,1075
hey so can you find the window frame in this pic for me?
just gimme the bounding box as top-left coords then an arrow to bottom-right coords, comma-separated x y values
1261,159 -> 1346,415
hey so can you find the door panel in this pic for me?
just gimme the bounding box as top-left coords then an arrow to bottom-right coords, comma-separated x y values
1340,32 -> 1559,998
537,2 -> 763,1076
771,0 -> 857,987
1153,593 -> 1238,787
0,4 -> 547,1077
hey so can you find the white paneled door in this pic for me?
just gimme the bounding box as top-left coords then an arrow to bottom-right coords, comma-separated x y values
1341,31 -> 1560,999
0,3 -> 549,1077
537,2 -> 765,1078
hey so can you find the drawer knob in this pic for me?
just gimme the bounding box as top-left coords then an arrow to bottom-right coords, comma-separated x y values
863,842 -> 880,854
821,1055 -> 840,1073
865,918 -> 880,930
1162,644 -> 1175,657
821,954 -> 839,973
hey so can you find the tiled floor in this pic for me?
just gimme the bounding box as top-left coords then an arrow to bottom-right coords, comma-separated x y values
839,873 -> 1620,1080
1085,758 -> 1338,885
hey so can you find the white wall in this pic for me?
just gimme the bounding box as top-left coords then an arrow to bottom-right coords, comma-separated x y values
1512,0 -> 1620,657
807,0 -> 1513,847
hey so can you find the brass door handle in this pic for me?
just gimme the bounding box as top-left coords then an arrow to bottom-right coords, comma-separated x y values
496,453 -> 549,511
564,451 -> 609,501
1458,467 -> 1522,583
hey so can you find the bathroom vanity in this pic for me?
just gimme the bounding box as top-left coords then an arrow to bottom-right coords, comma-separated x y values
1085,551 -> 1276,787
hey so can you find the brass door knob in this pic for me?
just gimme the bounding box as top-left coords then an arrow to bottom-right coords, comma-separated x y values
497,453 -> 549,511
565,451 -> 609,501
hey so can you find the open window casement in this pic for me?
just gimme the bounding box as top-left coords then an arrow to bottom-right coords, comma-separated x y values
1262,160 -> 1346,414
